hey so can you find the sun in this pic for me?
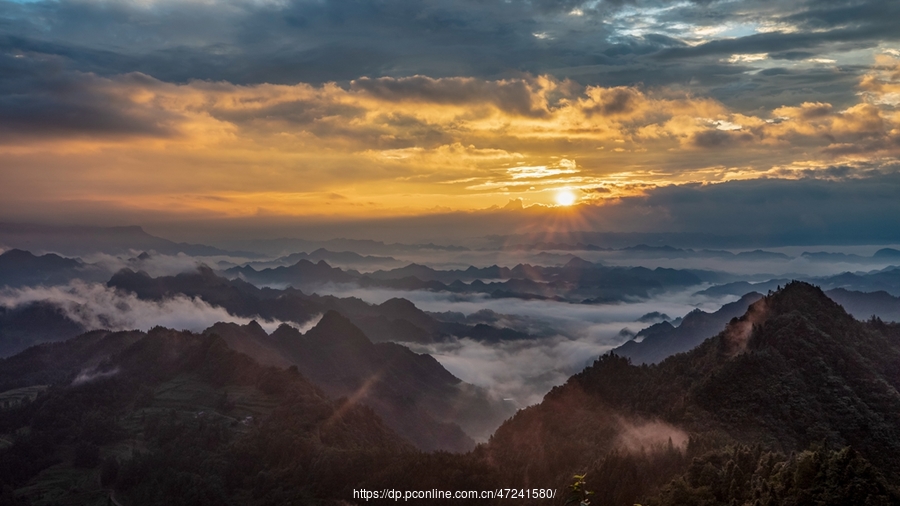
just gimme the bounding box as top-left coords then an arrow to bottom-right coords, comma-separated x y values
555,189 -> 577,206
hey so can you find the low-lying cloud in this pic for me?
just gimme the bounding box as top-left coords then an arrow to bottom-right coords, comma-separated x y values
614,416 -> 689,454
0,281 -> 304,334
82,251 -> 258,278
315,284 -> 737,406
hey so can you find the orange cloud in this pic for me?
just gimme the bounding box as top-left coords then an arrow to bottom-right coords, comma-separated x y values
2,56 -> 899,222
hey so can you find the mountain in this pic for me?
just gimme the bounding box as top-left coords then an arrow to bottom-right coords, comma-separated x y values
0,223 -> 257,257
631,283 -> 900,379
507,241 -> 608,251
109,266 -> 535,345
232,257 -> 710,303
733,249 -> 791,260
227,258 -> 358,287
203,312 -> 515,451
4,281 -> 900,504
253,248 -> 402,270
695,279 -> 789,297
873,248 -> 900,260
815,267 -> 900,296
825,288 -> 900,322
472,282 -> 900,505
612,292 -> 764,365
0,302 -> 87,358
802,251 -> 869,262
700,268 -> 900,299
801,248 -> 900,264
0,248 -> 108,287
0,327 -> 411,504
218,237 -> 469,256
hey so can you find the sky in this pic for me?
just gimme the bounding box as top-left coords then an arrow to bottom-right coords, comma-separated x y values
1,0 -> 899,243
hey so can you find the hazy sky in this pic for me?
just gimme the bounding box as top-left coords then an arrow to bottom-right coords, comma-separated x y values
1,0 -> 898,242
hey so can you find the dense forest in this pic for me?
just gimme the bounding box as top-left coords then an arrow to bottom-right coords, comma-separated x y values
1,282 -> 900,504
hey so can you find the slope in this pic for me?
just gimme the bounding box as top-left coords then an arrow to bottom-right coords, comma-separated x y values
612,292 -> 764,365
204,312 -> 516,451
476,281 -> 900,504
0,326 -> 411,505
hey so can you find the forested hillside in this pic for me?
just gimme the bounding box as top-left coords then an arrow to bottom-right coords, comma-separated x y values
2,282 -> 900,505
474,282 -> 900,504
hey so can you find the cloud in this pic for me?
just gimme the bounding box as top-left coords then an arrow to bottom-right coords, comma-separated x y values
2,55 -> 897,220
615,416 -> 689,453
0,281 -> 313,333
1,0 -> 899,236
304,283 -> 734,405
0,55 -> 179,139
351,75 -> 554,117
1,0 -> 895,109
72,367 -> 120,386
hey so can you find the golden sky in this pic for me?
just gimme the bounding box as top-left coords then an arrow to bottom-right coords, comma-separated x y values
3,57 -> 899,217
1,0 -> 899,241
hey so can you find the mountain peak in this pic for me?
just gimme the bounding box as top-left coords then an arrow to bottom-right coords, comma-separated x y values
379,297 -> 418,312
564,256 -> 594,268
304,310 -> 373,350
1,248 -> 34,259
763,280 -> 848,320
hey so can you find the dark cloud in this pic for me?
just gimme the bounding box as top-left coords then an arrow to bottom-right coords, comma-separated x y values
351,76 -> 549,117
0,52 -> 176,139
783,0 -> 900,32
583,87 -> 641,116
0,0 -> 892,114
690,129 -> 754,148
599,169 -> 900,242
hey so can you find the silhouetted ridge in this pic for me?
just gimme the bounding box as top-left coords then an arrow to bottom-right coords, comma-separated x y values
481,280 -> 900,504
303,310 -> 373,351
0,248 -> 78,267
874,247 -> 900,259
743,281 -> 856,351
0,301 -> 87,357
764,280 -> 848,318
270,322 -> 301,340
0,248 -> 106,288
613,291 -> 763,364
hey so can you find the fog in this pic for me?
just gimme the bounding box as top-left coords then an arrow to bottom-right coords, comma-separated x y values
615,416 -> 689,453
316,244 -> 900,279
592,254 -> 899,278
81,251 -> 256,278
308,283 -> 737,406
7,242 -> 895,410
0,281 -> 311,334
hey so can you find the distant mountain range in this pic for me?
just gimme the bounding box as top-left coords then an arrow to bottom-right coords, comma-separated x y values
697,267 -> 900,297
227,257 -> 716,303
217,236 -> 470,256
107,266 -> 532,346
0,301 -> 87,358
242,248 -> 402,270
0,249 -> 108,288
0,223 -> 258,257
613,292 -> 765,365
801,247 -> 900,263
